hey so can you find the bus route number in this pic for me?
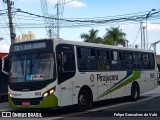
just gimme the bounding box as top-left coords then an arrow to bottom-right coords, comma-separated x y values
35,92 -> 41,96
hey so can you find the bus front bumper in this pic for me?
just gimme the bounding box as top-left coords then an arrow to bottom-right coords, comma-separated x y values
8,94 -> 58,109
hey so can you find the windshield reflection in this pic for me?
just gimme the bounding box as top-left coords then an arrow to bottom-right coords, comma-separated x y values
10,53 -> 54,83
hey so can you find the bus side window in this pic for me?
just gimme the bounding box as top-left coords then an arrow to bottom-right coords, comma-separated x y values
136,53 -> 142,69
57,52 -> 75,72
106,50 -> 111,70
123,52 -> 133,69
149,53 -> 155,69
133,53 -> 139,69
142,53 -> 150,69
56,44 -> 76,84
111,51 -> 123,70
77,47 -> 97,71
62,52 -> 75,72
97,49 -> 106,70
57,53 -> 63,72
97,49 -> 110,70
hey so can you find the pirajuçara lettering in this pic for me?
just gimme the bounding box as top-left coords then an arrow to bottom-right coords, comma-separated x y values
97,74 -> 118,83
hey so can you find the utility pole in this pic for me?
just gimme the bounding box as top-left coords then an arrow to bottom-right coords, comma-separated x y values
140,22 -> 143,49
3,0 -> 15,44
140,22 -> 146,49
142,26 -> 146,49
146,9 -> 156,50
56,0 -> 60,38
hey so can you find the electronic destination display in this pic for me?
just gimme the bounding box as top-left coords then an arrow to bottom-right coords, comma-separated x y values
10,40 -> 53,53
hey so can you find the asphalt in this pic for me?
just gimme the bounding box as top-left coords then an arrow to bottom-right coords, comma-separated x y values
0,86 -> 160,120
0,102 -> 9,111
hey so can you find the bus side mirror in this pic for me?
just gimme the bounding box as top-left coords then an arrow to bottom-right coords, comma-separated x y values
2,55 -> 11,75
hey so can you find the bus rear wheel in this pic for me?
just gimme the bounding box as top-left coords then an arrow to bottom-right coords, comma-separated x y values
130,83 -> 140,101
77,89 -> 89,112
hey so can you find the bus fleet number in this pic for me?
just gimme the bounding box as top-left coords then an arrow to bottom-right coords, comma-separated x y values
150,73 -> 154,78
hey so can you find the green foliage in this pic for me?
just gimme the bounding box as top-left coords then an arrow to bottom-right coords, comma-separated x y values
80,28 -> 103,44
80,27 -> 128,46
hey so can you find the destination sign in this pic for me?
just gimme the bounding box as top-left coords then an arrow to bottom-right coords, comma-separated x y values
12,42 -> 46,52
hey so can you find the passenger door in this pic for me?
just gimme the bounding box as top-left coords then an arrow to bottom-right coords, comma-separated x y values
144,53 -> 157,91
56,44 -> 76,106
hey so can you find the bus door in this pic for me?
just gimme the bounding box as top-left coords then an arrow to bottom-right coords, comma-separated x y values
144,53 -> 157,91
56,44 -> 76,106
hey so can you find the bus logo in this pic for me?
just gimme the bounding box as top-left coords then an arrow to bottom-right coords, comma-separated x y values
90,74 -> 95,82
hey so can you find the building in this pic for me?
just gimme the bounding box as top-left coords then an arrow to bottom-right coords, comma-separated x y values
15,31 -> 36,43
156,55 -> 160,64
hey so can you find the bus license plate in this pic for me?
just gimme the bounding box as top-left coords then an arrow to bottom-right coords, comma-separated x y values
22,102 -> 30,106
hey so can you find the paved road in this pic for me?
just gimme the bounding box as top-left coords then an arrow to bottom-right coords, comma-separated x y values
0,87 -> 160,120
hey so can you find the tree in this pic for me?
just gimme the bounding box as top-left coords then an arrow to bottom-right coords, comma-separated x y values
80,28 -> 103,43
104,26 -> 127,46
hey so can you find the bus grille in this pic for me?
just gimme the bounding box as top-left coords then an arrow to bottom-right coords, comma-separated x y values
12,97 -> 42,105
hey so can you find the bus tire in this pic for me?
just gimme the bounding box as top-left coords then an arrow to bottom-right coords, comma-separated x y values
130,83 -> 140,101
77,89 -> 89,112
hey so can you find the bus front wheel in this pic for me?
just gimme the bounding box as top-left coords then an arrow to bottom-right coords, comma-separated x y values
77,89 -> 89,112
130,83 -> 140,101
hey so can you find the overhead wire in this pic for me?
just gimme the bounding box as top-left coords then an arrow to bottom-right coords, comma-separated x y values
132,27 -> 141,45
0,0 -> 11,44
14,9 -> 160,24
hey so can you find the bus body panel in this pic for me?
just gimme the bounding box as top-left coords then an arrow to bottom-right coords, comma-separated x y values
8,81 -> 58,108
145,69 -> 157,93
8,39 -> 158,109
9,94 -> 58,109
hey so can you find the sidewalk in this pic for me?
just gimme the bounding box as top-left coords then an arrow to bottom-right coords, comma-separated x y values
0,102 -> 11,112
141,86 -> 160,96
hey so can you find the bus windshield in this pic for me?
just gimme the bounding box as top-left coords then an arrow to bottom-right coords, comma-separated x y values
10,53 -> 55,83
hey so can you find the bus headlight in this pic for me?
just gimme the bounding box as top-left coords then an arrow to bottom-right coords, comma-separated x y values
43,87 -> 56,98
9,93 -> 12,98
43,92 -> 48,98
49,89 -> 54,94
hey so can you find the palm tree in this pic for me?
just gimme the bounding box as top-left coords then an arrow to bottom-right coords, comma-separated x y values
80,28 -> 103,43
104,26 -> 127,46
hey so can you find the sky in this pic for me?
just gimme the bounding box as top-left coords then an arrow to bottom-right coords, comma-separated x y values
0,0 -> 160,54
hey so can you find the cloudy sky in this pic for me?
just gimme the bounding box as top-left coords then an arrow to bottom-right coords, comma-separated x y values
0,0 -> 160,53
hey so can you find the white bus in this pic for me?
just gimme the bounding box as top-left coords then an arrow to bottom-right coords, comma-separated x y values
2,39 -> 158,111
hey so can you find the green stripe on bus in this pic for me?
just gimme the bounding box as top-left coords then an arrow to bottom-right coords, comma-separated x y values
97,71 -> 141,100
108,70 -> 133,91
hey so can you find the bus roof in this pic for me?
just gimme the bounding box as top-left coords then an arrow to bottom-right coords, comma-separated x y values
11,38 -> 155,53
56,39 -> 155,53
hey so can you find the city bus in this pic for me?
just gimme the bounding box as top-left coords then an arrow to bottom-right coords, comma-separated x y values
2,39 -> 158,111
0,53 -> 8,102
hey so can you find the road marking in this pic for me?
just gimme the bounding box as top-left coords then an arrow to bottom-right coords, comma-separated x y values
61,95 -> 156,117
88,96 -> 155,112
0,93 -> 159,118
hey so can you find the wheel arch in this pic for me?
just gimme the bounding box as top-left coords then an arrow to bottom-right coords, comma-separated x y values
131,81 -> 140,93
79,85 -> 93,101
130,81 -> 140,101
